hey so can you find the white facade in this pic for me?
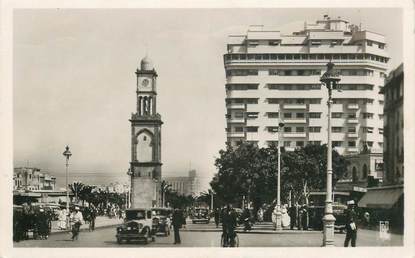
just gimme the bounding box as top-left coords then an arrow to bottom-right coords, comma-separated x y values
224,16 -> 388,155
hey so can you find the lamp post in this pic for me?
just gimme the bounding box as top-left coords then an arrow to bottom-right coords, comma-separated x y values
62,145 -> 72,229
320,61 -> 341,246
209,189 -> 214,210
275,121 -> 285,231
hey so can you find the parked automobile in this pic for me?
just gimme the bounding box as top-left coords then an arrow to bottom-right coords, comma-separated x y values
116,208 -> 155,244
151,207 -> 173,236
307,191 -> 350,232
191,207 -> 210,224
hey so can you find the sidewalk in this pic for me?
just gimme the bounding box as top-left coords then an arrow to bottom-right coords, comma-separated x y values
50,216 -> 123,234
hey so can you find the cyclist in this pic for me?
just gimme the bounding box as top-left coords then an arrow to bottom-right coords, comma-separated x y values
221,204 -> 238,247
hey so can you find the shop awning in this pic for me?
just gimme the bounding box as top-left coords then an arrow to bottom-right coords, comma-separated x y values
358,187 -> 403,209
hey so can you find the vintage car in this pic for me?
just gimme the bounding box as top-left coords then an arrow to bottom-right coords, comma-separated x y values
307,191 -> 350,232
116,208 -> 155,244
151,207 -> 173,236
191,207 -> 210,224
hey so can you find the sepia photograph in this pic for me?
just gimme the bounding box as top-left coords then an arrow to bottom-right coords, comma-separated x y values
1,1 -> 414,257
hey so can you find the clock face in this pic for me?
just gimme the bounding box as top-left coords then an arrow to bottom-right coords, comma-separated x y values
142,78 -> 150,87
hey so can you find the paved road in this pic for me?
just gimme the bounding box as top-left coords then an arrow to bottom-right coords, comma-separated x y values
14,221 -> 403,248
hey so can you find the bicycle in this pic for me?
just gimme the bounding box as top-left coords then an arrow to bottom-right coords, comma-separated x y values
221,231 -> 239,247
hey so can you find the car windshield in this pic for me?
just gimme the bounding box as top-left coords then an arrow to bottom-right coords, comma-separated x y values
125,210 -> 146,220
152,209 -> 170,216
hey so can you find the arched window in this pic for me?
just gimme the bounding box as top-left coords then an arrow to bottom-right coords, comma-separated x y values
362,164 -> 368,179
352,167 -> 358,183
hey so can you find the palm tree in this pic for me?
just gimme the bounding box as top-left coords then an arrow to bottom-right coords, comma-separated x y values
69,181 -> 85,204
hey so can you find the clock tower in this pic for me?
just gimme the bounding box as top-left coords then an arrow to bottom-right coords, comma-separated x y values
129,55 -> 163,208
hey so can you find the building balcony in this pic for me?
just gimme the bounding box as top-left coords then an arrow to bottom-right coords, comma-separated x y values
283,118 -> 307,124
227,132 -> 245,138
226,103 -> 245,109
347,103 -> 359,110
331,104 -> 344,113
282,132 -> 306,138
227,118 -> 245,124
347,133 -> 359,138
283,104 -> 307,110
347,147 -> 359,153
346,118 -> 359,124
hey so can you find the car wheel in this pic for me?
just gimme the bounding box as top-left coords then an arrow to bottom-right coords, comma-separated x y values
143,232 -> 149,244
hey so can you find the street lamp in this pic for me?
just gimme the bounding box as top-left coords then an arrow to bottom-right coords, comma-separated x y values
209,189 -> 214,210
62,145 -> 72,229
320,61 -> 341,247
275,121 -> 285,231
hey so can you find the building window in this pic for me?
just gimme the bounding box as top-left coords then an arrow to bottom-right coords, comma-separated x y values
332,112 -> 343,118
294,113 -> 304,119
362,127 -> 374,133
246,127 -> 258,132
362,113 -> 374,119
348,127 -> 356,133
284,127 -> 292,133
378,128 -> 384,134
284,141 -> 292,147
234,111 -> 244,118
309,112 -> 321,118
234,127 -> 243,132
348,113 -> 357,119
362,164 -> 368,179
296,127 -> 305,133
284,113 -> 292,119
352,167 -> 358,182
309,99 -> 321,104
332,141 -> 342,147
332,127 -> 342,133
348,141 -> 356,147
309,141 -> 321,145
367,40 -> 373,46
267,112 -> 279,118
309,127 -> 321,133
296,141 -> 304,147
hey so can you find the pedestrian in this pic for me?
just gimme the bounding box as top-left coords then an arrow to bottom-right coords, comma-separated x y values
70,206 -> 84,241
344,200 -> 358,247
257,208 -> 264,223
58,207 -> 67,230
89,206 -> 97,231
271,206 -> 277,230
281,204 -> 291,229
37,208 -> 49,240
300,205 -> 309,230
288,204 -> 297,230
172,208 -> 183,244
214,208 -> 220,228
221,204 -> 238,247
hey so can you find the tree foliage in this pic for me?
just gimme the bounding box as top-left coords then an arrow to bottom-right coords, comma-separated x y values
210,142 -> 349,211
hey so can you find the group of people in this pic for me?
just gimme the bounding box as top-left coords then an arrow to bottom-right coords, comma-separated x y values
269,204 -> 309,230
13,202 -> 100,242
13,203 -> 54,242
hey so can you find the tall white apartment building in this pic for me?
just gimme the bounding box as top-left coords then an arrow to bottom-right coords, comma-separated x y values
224,16 -> 389,155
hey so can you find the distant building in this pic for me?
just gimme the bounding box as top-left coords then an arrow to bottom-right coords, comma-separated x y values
357,64 -> 404,233
382,63 -> 404,185
335,150 -> 383,199
13,167 -> 56,191
163,170 -> 200,196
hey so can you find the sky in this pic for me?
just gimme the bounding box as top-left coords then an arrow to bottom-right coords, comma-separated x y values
13,8 -> 403,191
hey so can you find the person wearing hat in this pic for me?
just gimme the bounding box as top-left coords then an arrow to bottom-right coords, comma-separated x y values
70,206 -> 84,241
37,208 -> 49,240
344,200 -> 358,247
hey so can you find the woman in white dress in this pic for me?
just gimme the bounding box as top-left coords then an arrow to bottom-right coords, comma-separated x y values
281,204 -> 291,228
58,208 -> 67,230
